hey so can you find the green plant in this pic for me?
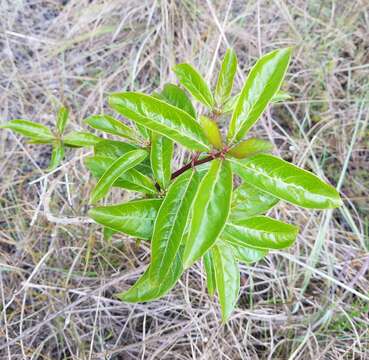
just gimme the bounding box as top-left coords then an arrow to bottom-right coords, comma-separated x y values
1,48 -> 342,321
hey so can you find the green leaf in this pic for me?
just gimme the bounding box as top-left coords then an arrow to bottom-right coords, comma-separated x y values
85,114 -> 138,141
230,182 -> 278,220
229,243 -> 268,264
173,63 -> 214,108
215,48 -> 238,106
230,154 -> 342,209
223,216 -> 298,250
118,246 -> 184,302
94,140 -> 151,175
228,138 -> 273,159
223,94 -> 240,113
57,107 -> 69,134
88,199 -> 162,240
228,48 -> 292,142
1,119 -> 53,142
150,170 -> 202,281
90,149 -> 148,203
160,83 -> 196,118
199,116 -> 223,150
48,142 -> 65,170
63,131 -> 100,147
135,124 -> 150,140
183,159 -> 233,268
212,243 -> 239,322
271,90 -> 291,103
85,156 -> 156,194
203,251 -> 216,297
150,132 -> 173,190
109,92 -> 209,151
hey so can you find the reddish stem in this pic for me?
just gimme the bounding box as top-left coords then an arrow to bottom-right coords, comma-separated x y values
170,152 -> 221,180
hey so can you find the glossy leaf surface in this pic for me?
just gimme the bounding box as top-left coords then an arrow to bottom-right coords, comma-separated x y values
203,251 -> 216,297
228,138 -> 273,159
223,216 -> 298,250
150,170 -> 202,281
173,63 -> 214,108
94,139 -> 138,156
85,114 -> 137,140
229,243 -> 268,264
85,156 -> 156,194
93,140 -> 151,175
230,154 -> 342,209
223,94 -> 239,113
118,247 -> 184,302
88,199 -> 162,240
230,182 -> 278,220
109,92 -> 209,151
228,48 -> 292,142
212,244 -> 240,322
160,83 -> 196,118
57,107 -> 69,134
1,120 -> 53,142
150,132 -> 173,190
90,149 -> 148,203
215,48 -> 237,106
63,131 -> 100,147
199,116 -> 223,149
183,159 -> 233,268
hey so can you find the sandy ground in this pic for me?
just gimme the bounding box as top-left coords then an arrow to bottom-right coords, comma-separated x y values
0,1 -> 369,359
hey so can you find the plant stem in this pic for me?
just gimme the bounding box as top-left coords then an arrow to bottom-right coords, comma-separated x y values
170,152 -> 221,180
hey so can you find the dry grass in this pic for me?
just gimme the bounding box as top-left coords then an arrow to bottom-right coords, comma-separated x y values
1,0 -> 369,359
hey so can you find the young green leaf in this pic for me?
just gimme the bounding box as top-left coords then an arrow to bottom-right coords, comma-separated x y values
199,116 -> 223,149
230,154 -> 342,209
94,139 -> 138,157
183,159 -> 233,268
1,119 -> 54,142
150,132 -> 173,190
215,48 -> 238,106
228,48 -> 292,142
118,247 -> 184,302
223,216 -> 298,250
90,149 -> 148,203
93,139 -> 151,175
173,63 -> 215,108
230,182 -> 278,220
212,243 -> 240,322
48,142 -> 65,170
109,92 -> 209,151
228,138 -> 273,159
57,107 -> 69,134
63,131 -> 100,147
203,251 -> 216,297
223,94 -> 240,113
150,170 -> 202,281
228,243 -> 268,264
160,83 -> 196,118
88,199 -> 162,240
85,114 -> 137,141
85,156 -> 156,194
